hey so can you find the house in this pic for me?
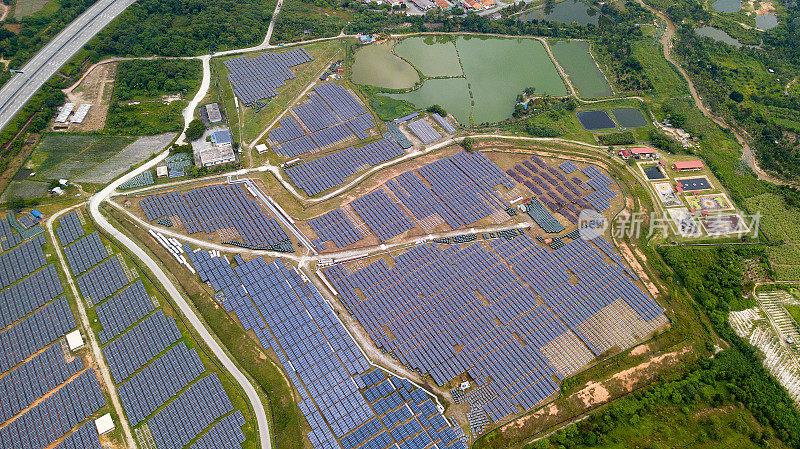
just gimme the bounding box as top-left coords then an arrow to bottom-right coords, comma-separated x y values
156,165 -> 168,178
618,148 -> 631,159
672,160 -> 704,172
203,103 -> 223,123
629,146 -> 657,159
433,0 -> 452,8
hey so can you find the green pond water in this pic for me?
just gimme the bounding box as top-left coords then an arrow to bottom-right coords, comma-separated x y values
365,36 -> 566,124
389,78 -> 472,123
549,40 -> 612,99
350,42 -> 419,89
395,35 -> 462,77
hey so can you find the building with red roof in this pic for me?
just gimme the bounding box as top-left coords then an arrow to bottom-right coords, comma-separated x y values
672,160 -> 704,172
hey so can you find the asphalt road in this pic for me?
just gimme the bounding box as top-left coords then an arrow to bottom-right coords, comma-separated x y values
0,0 -> 137,132
90,150 -> 273,449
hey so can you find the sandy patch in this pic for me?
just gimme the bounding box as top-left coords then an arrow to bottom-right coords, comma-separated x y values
576,382 -> 611,407
62,62 -> 117,132
630,343 -> 650,356
618,241 -> 660,297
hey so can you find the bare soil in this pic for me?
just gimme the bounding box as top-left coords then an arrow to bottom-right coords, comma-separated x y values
62,62 -> 117,132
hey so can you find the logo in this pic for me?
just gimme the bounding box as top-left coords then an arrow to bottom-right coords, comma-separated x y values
578,209 -> 607,240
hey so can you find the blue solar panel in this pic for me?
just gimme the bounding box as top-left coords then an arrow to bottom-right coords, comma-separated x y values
149,374 -> 234,449
96,280 -> 156,343
0,296 -> 76,373
0,264 -> 63,329
64,232 -> 109,275
102,310 -> 182,383
56,422 -> 102,449
55,212 -> 85,246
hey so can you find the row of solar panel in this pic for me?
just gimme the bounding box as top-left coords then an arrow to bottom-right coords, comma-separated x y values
0,236 -> 47,289
64,232 -> 109,276
0,344 -> 82,426
55,212 -> 85,247
96,280 -> 155,344
76,257 -> 129,305
0,370 -> 105,449
102,310 -> 181,383
225,48 -> 313,105
117,342 -> 205,426
0,264 -> 62,330
0,296 -> 76,373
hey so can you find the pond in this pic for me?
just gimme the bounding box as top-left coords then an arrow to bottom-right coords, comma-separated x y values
374,35 -> 567,125
549,40 -> 612,99
394,36 -> 462,77
350,42 -> 419,89
695,26 -> 751,48
711,0 -> 741,13
755,13 -> 779,30
519,0 -> 600,26
387,78 -> 471,123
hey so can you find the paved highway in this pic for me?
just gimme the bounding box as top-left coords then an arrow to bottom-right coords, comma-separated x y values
90,151 -> 273,449
0,0 -> 137,132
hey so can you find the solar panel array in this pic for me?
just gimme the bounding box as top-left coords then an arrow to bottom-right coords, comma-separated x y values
324,233 -> 666,425
0,236 -> 47,289
269,83 -> 374,157
96,280 -> 155,343
0,296 -> 76,373
351,189 -> 415,242
189,411 -> 246,449
56,212 -> 85,246
308,209 -> 364,249
285,139 -> 403,196
0,264 -> 63,329
506,155 -> 618,227
102,310 -> 182,383
76,257 -> 129,305
64,232 -> 109,275
0,369 -> 105,449
225,48 -> 313,105
148,373 -> 234,449
431,113 -> 455,134
118,342 -> 205,426
0,216 -> 23,251
0,344 -> 83,425
140,184 -> 292,250
407,119 -> 441,144
184,249 -> 466,449
55,422 -> 102,449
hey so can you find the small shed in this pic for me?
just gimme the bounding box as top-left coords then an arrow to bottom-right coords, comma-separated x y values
156,165 -> 168,178
31,210 -> 42,219
66,329 -> 85,351
95,413 -> 115,435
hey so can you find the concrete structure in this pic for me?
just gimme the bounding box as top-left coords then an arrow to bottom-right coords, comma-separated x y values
204,103 -> 223,123
156,165 -> 168,178
66,329 -> 85,350
255,143 -> 268,153
195,127 -> 235,167
673,160 -> 703,171
94,413 -> 115,435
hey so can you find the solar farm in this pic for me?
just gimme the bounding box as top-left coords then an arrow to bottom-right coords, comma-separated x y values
184,247 -> 468,449
303,151 -> 619,252
323,231 -> 667,433
0,212 -> 107,449
267,83 -> 377,157
225,48 -> 314,106
138,182 -> 294,252
50,210 -> 252,449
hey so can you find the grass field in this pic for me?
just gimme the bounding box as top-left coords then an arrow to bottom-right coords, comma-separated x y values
0,180 -> 49,201
26,134 -> 136,182
786,304 -> 800,326
213,40 -> 345,146
14,0 -> 56,18
105,101 -> 186,136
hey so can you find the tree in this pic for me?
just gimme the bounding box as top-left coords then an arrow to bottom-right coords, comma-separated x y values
461,137 -> 475,152
426,104 -> 447,116
729,90 -> 744,103
185,119 -> 206,141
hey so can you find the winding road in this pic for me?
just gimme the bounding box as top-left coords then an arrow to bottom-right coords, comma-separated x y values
635,0 -> 783,185
89,151 -> 273,449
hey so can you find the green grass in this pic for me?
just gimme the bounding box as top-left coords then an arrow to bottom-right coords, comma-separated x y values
271,0 -> 351,43
105,101 -> 186,136
554,403 -> 788,449
361,85 -> 417,121
14,0 -> 56,19
27,135 -> 136,182
633,30 -> 690,101
786,304 -> 800,326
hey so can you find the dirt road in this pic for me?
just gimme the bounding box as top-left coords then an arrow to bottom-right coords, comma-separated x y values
635,0 -> 784,185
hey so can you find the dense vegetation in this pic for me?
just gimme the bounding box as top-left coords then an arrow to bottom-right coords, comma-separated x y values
114,60 -> 202,100
669,3 -> 800,180
89,0 -> 274,56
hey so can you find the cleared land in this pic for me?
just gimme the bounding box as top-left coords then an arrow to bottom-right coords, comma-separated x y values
76,133 -> 175,183
27,134 -> 136,181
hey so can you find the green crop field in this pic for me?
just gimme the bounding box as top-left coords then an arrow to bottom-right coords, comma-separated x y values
14,0 -> 56,19
27,135 -> 136,181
